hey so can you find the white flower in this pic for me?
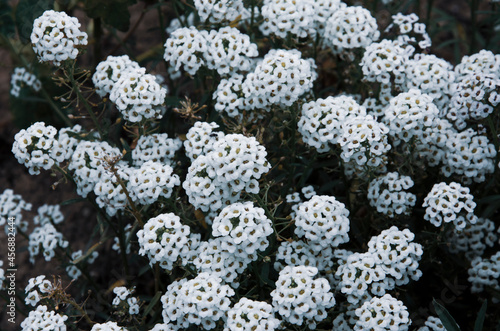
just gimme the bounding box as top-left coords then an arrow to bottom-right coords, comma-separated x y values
21,305 -> 68,331
260,0 -> 317,39
194,0 -> 249,24
90,321 -> 126,331
164,27 -> 208,76
128,161 -> 180,205
92,55 -> 141,97
10,67 -> 41,97
224,298 -> 280,331
137,213 -> 191,270
368,172 -> 416,218
468,251 -> 500,293
324,6 -> 380,51
28,223 -> 69,263
271,266 -> 335,329
31,10 -> 88,66
354,294 -> 411,331
161,273 -> 235,329
0,189 -> 32,232
422,182 -> 478,230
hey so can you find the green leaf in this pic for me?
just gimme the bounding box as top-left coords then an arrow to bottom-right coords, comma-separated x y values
143,291 -> 162,317
84,0 -> 136,32
60,198 -> 87,206
15,0 -> 53,43
474,300 -> 487,331
0,0 -> 15,37
433,299 -> 461,331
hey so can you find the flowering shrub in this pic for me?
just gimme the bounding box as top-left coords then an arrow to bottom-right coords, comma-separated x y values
2,1 -> 500,331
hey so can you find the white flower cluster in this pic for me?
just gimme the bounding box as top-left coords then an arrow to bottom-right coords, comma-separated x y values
405,54 -> 455,109
212,202 -> 273,258
260,0 -> 316,39
455,49 -> 500,77
31,10 -> 88,66
10,67 -> 41,97
353,294 -> 411,331
0,188 -> 32,232
213,74 -> 247,118
93,162 -> 132,216
416,118 -> 456,167
194,0 -> 249,24
339,115 -> 391,177
367,172 -> 416,218
298,95 -> 367,152
386,13 -> 431,49
294,195 -> 350,251
149,323 -> 177,331
137,213 -> 190,270
468,251 -> 500,293
313,0 -> 347,34
360,39 -> 414,96
113,286 -> 140,315
441,129 -> 496,184
69,140 -> 122,197
25,275 -> 53,307
422,182 -> 478,230
21,305 -> 68,331
128,161 -> 180,205
109,68 -> 167,123
184,121 -> 224,161
12,121 -> 57,175
324,6 -> 380,51
242,49 -> 317,109
132,134 -> 182,167
417,316 -> 445,331
91,322 -> 126,331
447,218 -> 497,260
34,204 -> 64,226
336,226 -> 422,304
183,133 -> 270,213
66,249 -> 99,279
224,298 -> 280,331
204,27 -> 259,76
50,125 -> 82,164
112,224 -> 133,255
384,89 -> 439,146
271,266 -> 335,329
446,73 -> 500,130
164,26 -> 258,76
28,223 -> 69,263
161,272 -> 235,329
92,55 -> 141,97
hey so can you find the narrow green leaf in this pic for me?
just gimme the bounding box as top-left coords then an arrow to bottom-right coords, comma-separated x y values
143,291 -> 162,317
60,198 -> 87,206
71,241 -> 102,264
433,299 -> 461,331
474,300 -> 487,331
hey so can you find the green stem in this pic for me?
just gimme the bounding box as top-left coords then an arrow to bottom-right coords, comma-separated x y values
67,61 -> 104,137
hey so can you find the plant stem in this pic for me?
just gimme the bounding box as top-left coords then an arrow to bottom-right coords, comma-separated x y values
67,61 -> 105,137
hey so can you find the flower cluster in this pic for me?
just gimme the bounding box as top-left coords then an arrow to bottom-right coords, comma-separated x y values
137,213 -> 191,270
34,204 -> 64,226
21,305 -> 68,331
161,273 -> 235,329
294,195 -> 350,250
367,172 -> 416,218
66,249 -> 98,279
92,55 -> 141,97
25,275 -> 53,307
93,162 -> 132,216
324,6 -> 380,51
418,316 -> 446,331
91,322 -> 126,331
422,182 -> 478,230
31,10 -> 88,66
353,294 -> 411,330
184,121 -> 224,161
260,0 -> 316,39
28,222 -> 69,263
468,251 -> 500,293
12,121 -> 57,175
225,298 -> 280,331
194,0 -> 249,24
183,133 -> 270,213
128,161 -> 180,205
241,49 -> 317,109
10,67 -> 41,97
50,125 -> 83,164
385,13 -> 431,49
131,133 -> 182,167
112,286 -> 140,315
298,95 -> 367,152
271,266 -> 335,328
109,68 -> 167,123
0,189 -> 32,232
339,115 -> 391,177
447,217 -> 498,260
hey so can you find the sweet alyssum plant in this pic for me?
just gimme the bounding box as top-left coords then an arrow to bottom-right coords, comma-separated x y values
2,0 -> 500,330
